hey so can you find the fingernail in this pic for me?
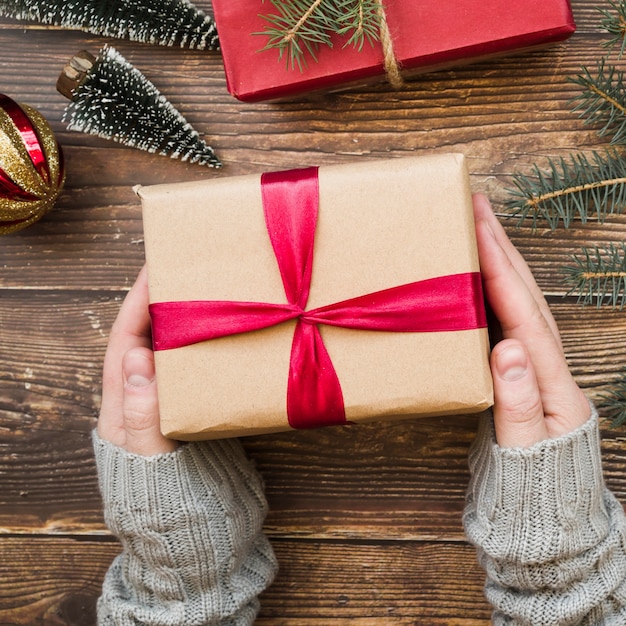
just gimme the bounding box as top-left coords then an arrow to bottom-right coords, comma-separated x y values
124,351 -> 154,387
495,344 -> 528,382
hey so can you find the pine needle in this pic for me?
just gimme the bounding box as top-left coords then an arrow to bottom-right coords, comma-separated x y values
258,0 -> 332,70
257,0 -> 382,70
564,242 -> 626,308
505,150 -> 626,229
598,374 -> 626,426
331,0 -> 382,50
599,0 -> 626,59
505,0 -> 626,427
570,59 -> 626,144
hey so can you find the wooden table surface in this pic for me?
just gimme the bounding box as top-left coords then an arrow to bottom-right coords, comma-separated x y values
2,1 -> 626,623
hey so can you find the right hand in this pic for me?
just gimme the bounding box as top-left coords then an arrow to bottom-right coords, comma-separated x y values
472,194 -> 590,448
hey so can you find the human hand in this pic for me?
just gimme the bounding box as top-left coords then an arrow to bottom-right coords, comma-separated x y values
473,194 -> 590,448
98,265 -> 178,455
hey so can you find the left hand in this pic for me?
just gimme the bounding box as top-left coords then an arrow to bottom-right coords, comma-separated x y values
473,194 -> 590,448
98,265 -> 178,456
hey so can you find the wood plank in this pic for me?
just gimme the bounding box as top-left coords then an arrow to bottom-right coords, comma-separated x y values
263,540 -> 491,623
0,536 -> 104,625
1,1 -> 624,622
0,30 -> 623,292
2,291 -> 626,537
3,204 -> 626,295
502,217 -> 626,298
0,536 -> 491,625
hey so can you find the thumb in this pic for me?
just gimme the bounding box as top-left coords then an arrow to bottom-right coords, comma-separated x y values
491,339 -> 548,448
122,347 -> 178,455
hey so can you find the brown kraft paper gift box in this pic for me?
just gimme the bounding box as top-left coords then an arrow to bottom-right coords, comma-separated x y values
138,154 -> 493,440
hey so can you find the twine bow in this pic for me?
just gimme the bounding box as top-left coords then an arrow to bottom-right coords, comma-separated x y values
374,0 -> 403,88
260,0 -> 404,88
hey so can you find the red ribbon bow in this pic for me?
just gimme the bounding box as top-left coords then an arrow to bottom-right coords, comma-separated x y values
149,167 -> 487,429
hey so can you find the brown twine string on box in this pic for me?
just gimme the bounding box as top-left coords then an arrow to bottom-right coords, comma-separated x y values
375,0 -> 404,89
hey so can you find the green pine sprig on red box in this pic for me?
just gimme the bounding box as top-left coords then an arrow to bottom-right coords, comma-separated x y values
257,0 -> 384,70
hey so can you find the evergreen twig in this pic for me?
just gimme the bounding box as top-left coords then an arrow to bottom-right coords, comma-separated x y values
506,0 -> 626,425
564,242 -> 626,308
570,59 -> 626,143
257,0 -> 382,70
599,0 -> 626,58
505,150 -> 626,229
598,374 -> 626,426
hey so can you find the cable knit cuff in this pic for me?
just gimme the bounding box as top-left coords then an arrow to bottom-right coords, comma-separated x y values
93,432 -> 278,626
464,402 -> 626,624
464,403 -> 609,564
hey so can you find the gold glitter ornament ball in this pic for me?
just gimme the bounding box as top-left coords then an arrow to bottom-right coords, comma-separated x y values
0,94 -> 65,234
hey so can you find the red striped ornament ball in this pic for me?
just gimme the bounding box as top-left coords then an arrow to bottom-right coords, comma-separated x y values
0,94 -> 65,234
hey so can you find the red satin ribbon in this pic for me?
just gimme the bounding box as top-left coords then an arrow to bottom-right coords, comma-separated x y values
150,167 -> 487,429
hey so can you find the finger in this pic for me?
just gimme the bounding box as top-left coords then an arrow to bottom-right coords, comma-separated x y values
474,197 -> 590,432
99,266 -> 153,446
491,339 -> 548,448
122,347 -> 177,455
475,213 -> 565,382
472,193 -> 563,351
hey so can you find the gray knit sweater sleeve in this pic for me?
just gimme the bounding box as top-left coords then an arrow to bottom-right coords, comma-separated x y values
464,404 -> 626,624
92,431 -> 278,625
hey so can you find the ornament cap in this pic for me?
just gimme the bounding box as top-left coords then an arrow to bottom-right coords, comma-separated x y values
56,51 -> 97,100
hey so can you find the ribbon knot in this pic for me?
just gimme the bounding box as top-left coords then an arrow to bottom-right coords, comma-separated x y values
149,166 -> 487,430
299,311 -> 315,324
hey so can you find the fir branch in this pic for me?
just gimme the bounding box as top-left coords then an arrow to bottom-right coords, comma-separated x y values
504,150 -> 626,229
259,0 -> 332,70
563,242 -> 626,308
598,373 -> 626,426
599,0 -> 626,59
0,0 -> 219,49
331,0 -> 382,50
258,0 -> 381,70
570,59 -> 626,144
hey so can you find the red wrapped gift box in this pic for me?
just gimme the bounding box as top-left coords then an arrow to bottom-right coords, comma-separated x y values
211,0 -> 575,102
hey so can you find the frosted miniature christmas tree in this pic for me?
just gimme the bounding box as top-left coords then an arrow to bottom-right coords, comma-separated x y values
0,0 -> 219,49
57,46 -> 221,168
